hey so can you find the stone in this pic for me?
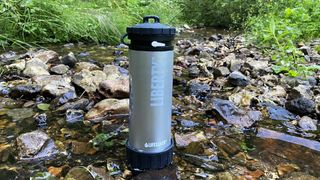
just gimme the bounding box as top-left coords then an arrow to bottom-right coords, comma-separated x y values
33,50 -> 59,64
179,119 -> 199,128
50,64 -> 69,75
187,80 -> 211,101
9,84 -> 41,99
66,109 -> 84,124
132,165 -> 177,180
98,77 -> 129,98
186,47 -> 202,56
52,90 -> 77,105
228,71 -> 249,87
286,97 -> 315,115
0,144 -> 12,162
229,90 -> 255,107
61,52 -> 78,67
310,54 -> 320,61
282,172 -> 318,180
6,60 -> 26,71
23,58 -> 49,77
299,46 -> 312,56
42,78 -> 76,97
56,98 -> 91,112
174,131 -> 206,148
211,98 -> 261,128
85,99 -> 129,121
48,166 -> 64,177
74,62 -> 100,72
65,167 -> 94,180
244,59 -> 269,73
0,51 -> 17,62
70,141 -> 96,155
32,75 -> 68,87
288,85 -> 313,100
229,59 -> 243,72
73,69 -> 107,92
34,113 -> 47,127
16,130 -> 59,160
215,137 -> 241,156
7,108 -> 34,120
213,66 -> 230,77
103,65 -> 124,80
277,163 -> 300,177
262,103 -> 297,121
298,116 -> 317,131
188,65 -> 200,77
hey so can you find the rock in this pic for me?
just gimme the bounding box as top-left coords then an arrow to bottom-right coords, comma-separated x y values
174,131 -> 206,148
286,97 -> 315,115
34,113 -> 47,127
7,108 -> 34,120
66,109 -> 84,124
228,71 -> 249,87
0,82 -> 10,96
298,116 -> 317,131
6,60 -> 26,71
277,163 -> 300,177
244,59 -> 269,74
113,56 -> 128,68
299,46 -> 312,56
0,97 -> 23,109
53,90 -> 77,106
61,52 -> 78,67
222,53 -> 236,63
181,153 -> 226,172
98,77 -> 129,98
179,119 -> 199,128
211,98 -> 261,128
188,65 -> 200,77
9,84 -> 41,99
132,165 -> 177,180
186,47 -> 202,56
50,64 -> 69,75
56,98 -> 91,112
209,34 -> 222,41
310,54 -> 320,61
42,78 -> 76,97
85,99 -> 129,121
16,130 -> 59,160
74,62 -> 100,72
229,90 -> 255,107
215,137 -> 241,156
0,51 -> 17,62
48,166 -> 64,177
0,166 -> 19,179
0,144 -> 12,162
103,65 -> 124,79
65,167 -> 94,180
23,58 -> 49,77
262,103 -> 297,121
187,80 -> 211,101
79,51 -> 90,57
33,50 -> 59,64
229,59 -> 243,72
288,85 -> 313,100
63,43 -> 74,48
73,69 -> 107,92
70,141 -> 96,155
282,172 -> 318,180
213,66 -> 230,77
32,75 -> 68,87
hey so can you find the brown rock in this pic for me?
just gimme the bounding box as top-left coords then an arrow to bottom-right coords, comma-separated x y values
174,131 -> 206,148
98,77 -> 129,98
277,163 -> 300,177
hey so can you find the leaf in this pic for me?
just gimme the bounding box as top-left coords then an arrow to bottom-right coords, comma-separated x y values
272,65 -> 289,74
287,70 -> 298,77
37,103 -> 50,111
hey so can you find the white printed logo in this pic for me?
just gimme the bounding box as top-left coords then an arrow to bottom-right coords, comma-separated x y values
144,140 -> 167,148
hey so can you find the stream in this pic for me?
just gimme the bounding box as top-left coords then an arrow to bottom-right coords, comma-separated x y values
0,28 -> 319,179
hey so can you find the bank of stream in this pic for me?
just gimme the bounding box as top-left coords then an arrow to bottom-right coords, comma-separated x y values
0,28 -> 319,179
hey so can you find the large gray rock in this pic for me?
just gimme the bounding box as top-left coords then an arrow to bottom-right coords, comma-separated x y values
5,60 -> 26,71
212,66 -> 230,77
286,97 -> 315,116
262,103 -> 297,121
23,58 -> 49,77
85,99 -> 129,122
103,65 -> 123,80
288,85 -> 314,100
16,130 -> 59,160
33,50 -> 59,64
50,64 -> 69,75
98,77 -> 129,98
73,69 -> 107,92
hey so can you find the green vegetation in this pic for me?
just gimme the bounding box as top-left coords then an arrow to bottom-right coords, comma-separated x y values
0,0 -> 180,48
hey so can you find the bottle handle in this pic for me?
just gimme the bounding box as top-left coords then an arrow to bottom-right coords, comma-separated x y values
120,33 -> 129,46
143,15 -> 160,23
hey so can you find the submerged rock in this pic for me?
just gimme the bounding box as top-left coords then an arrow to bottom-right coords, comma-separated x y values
228,71 -> 249,87
132,165 -> 177,180
98,77 -> 129,98
16,130 -> 59,161
211,98 -> 261,128
7,108 -> 34,120
34,113 -> 47,127
187,80 -> 211,101
285,97 -> 315,115
262,103 -> 297,121
85,99 -> 129,122
56,98 -> 91,112
66,109 -> 84,124
65,167 -> 94,180
50,64 -> 69,75
72,69 -> 107,92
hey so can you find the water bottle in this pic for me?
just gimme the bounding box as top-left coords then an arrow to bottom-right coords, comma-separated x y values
121,15 -> 176,170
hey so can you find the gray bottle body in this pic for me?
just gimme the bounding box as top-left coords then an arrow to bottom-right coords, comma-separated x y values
128,50 -> 173,153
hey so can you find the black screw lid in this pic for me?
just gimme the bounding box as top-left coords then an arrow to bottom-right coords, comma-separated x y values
127,15 -> 176,37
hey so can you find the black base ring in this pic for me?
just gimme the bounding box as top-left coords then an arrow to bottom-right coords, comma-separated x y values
126,140 -> 174,170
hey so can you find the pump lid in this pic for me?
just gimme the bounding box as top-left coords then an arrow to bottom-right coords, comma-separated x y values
127,15 -> 175,36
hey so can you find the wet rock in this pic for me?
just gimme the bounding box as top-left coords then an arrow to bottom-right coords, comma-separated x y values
180,153 -> 227,172
211,98 -> 261,128
79,51 -> 90,57
70,141 -> 96,155
74,62 -> 101,72
259,85 -> 287,105
277,163 -> 300,177
188,65 -> 200,77
174,131 -> 206,148
209,34 -> 223,41
66,109 -> 84,124
7,108 -> 34,120
53,90 -> 77,106
23,58 -> 49,77
179,119 -> 199,128
298,116 -> 317,131
65,167 -> 94,180
187,80 -> 210,101
85,99 -> 129,121
215,137 -> 241,156
282,172 -> 318,180
285,97 -> 315,115
0,97 -> 23,109
61,52 -> 78,67
63,43 -> 74,48
176,39 -> 192,49
5,60 -> 26,71
0,83 -> 10,96
228,71 -> 249,87
50,64 -> 69,75
98,77 -> 129,98
16,130 -> 59,160
132,165 -> 177,180
213,66 -> 230,77
48,166 -> 65,178
33,50 -> 59,64
0,144 -> 12,162
56,98 -> 90,112
72,69 -> 107,92
34,113 -> 47,127
288,85 -> 313,100
229,89 -> 255,107
9,84 -> 41,99
262,103 -> 297,121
